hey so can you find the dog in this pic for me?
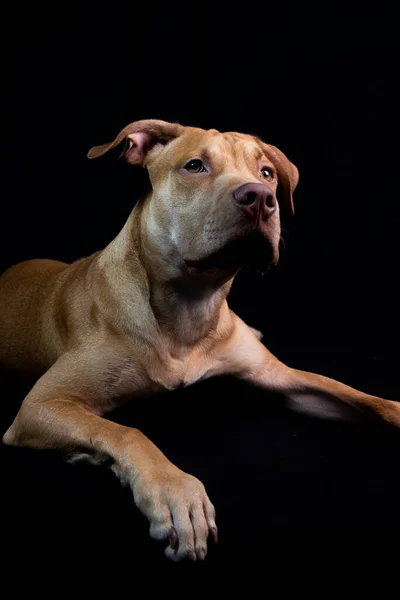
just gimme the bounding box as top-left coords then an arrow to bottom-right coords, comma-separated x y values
1,119 -> 399,562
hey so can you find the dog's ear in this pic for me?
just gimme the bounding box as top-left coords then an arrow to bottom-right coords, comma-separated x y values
260,142 -> 299,218
87,119 -> 184,165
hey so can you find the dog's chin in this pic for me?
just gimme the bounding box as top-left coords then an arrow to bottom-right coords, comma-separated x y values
185,231 -> 279,276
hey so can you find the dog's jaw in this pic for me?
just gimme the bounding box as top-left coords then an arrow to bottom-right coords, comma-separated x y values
183,229 -> 280,278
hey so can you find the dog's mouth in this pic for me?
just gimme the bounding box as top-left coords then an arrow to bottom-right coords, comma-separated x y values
184,231 -> 277,276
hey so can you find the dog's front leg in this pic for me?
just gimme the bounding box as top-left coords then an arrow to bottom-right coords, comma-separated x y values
3,350 -> 217,561
221,315 -> 400,427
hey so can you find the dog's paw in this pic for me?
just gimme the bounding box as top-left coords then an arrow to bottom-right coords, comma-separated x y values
132,465 -> 217,561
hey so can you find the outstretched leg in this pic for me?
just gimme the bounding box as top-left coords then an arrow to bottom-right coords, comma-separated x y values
3,348 -> 217,561
219,316 -> 400,427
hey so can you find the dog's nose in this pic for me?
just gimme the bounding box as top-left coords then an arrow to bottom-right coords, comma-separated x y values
233,183 -> 277,221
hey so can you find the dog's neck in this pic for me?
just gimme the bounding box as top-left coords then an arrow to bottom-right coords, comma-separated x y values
98,205 -> 235,347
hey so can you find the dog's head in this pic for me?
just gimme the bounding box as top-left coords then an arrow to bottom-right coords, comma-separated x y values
88,119 -> 298,275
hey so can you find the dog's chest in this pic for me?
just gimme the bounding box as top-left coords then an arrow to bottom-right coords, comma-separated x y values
143,344 -> 211,391
103,352 -> 207,404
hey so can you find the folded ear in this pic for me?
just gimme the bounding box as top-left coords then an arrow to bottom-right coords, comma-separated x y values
87,119 -> 184,165
259,142 -> 299,218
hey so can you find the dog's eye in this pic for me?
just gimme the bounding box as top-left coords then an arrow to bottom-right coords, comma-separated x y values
184,159 -> 207,173
261,167 -> 273,180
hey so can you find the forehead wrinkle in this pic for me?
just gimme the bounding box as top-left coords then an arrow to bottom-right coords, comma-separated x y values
224,132 -> 263,165
253,138 -> 276,167
170,129 -> 216,162
205,134 -> 260,175
253,147 -> 263,162
230,138 -> 263,173
195,134 -> 232,173
208,133 -> 241,169
199,147 -> 213,164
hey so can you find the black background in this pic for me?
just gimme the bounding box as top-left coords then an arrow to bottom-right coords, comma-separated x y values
1,1 -> 398,590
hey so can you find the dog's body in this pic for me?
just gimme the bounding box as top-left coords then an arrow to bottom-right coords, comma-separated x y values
1,120 -> 399,562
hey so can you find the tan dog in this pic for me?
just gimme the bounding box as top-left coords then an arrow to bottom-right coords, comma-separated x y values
1,119 -> 399,562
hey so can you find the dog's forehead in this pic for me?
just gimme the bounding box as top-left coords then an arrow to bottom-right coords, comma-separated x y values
208,131 -> 264,161
172,127 -> 265,164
